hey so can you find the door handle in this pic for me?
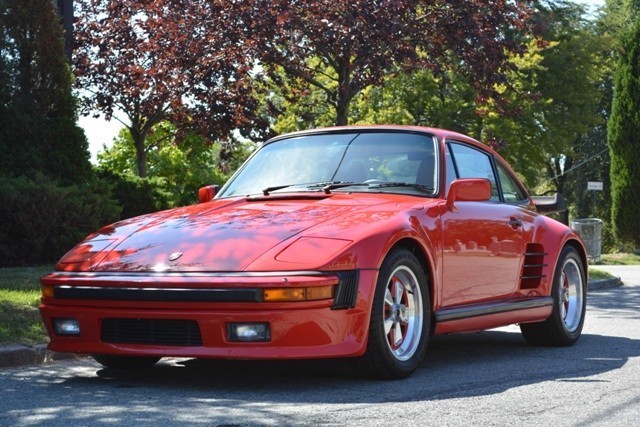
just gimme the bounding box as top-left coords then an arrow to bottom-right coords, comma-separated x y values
508,217 -> 523,229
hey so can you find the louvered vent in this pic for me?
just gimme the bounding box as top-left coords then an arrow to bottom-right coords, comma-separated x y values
520,243 -> 548,289
331,271 -> 359,310
101,318 -> 203,346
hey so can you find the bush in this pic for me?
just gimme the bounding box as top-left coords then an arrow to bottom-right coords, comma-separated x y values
95,169 -> 173,219
0,175 -> 121,267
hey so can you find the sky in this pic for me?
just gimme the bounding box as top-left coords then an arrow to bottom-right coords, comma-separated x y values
78,0 -> 607,163
79,114 -> 122,163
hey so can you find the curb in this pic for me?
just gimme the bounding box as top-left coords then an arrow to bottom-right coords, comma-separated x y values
0,344 -> 78,369
0,277 -> 624,370
589,276 -> 623,290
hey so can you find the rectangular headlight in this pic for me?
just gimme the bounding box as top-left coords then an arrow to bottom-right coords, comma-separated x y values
53,318 -> 81,336
227,322 -> 270,342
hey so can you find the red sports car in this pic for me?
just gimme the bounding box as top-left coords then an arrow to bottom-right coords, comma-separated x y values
40,126 -> 587,379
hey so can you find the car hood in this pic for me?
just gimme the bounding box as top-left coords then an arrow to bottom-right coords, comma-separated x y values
57,194 -> 421,272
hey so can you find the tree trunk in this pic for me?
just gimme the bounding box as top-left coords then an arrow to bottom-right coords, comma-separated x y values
334,62 -> 352,126
130,126 -> 148,178
335,102 -> 349,126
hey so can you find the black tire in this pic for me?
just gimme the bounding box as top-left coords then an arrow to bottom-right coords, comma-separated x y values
92,354 -> 161,369
520,246 -> 586,346
357,248 -> 431,379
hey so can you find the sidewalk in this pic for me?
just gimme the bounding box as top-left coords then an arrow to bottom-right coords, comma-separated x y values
0,269 -> 627,369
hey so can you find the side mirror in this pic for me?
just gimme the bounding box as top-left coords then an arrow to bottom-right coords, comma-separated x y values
198,185 -> 220,203
531,192 -> 567,214
446,178 -> 492,212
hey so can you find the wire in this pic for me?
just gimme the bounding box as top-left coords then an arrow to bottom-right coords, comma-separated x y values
552,147 -> 609,180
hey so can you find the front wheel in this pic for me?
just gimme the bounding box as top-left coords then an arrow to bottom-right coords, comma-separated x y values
92,354 -> 161,369
357,248 -> 431,379
520,246 -> 586,346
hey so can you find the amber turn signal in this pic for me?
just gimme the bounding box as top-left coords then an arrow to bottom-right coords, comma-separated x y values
42,285 -> 54,298
263,285 -> 333,302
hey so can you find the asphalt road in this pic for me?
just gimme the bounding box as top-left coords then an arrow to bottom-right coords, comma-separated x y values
1,265 -> 638,426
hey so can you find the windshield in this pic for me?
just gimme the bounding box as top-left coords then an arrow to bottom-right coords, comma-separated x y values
218,131 -> 438,198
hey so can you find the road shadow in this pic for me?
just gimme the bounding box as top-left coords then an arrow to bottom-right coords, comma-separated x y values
2,330 -> 639,426
78,330 -> 639,400
587,284 -> 640,320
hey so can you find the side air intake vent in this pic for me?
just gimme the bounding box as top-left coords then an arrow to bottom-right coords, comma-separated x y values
331,271 -> 359,310
520,243 -> 548,289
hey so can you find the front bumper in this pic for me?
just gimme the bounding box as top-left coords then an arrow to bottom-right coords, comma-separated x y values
39,270 -> 376,359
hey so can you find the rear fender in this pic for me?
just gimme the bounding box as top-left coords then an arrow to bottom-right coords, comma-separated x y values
532,216 -> 588,296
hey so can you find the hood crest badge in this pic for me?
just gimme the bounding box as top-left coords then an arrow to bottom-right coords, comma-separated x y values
168,252 -> 183,262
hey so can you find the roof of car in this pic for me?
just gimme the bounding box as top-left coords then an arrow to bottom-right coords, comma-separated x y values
267,125 -> 483,147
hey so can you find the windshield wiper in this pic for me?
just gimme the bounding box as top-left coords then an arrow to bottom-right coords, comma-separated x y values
261,184 -> 294,196
368,182 -> 434,193
321,182 -> 370,194
262,181 -> 338,195
322,181 -> 434,194
263,181 -> 433,196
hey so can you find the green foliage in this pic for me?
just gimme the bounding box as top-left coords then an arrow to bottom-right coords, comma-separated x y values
607,17 -> 640,247
95,169 -> 173,219
272,12 -> 607,194
353,70 -> 477,132
0,175 -> 121,267
244,0 -> 534,126
0,0 -> 92,185
261,62 -> 336,134
98,123 -> 249,206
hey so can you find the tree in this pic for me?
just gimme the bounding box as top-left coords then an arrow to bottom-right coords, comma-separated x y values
607,15 -> 640,247
356,3 -> 608,195
98,123 -> 255,205
0,0 -> 91,184
237,0 -> 535,126
74,0 -> 264,177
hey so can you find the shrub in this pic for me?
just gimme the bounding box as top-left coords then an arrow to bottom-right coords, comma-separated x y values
95,169 -> 173,219
0,175 -> 121,267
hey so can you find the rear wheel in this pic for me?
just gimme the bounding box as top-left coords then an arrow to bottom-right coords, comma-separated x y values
92,354 -> 161,369
520,246 -> 586,346
357,248 -> 430,379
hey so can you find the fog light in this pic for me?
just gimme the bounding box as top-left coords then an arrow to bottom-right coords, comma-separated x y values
53,318 -> 81,336
227,322 -> 270,342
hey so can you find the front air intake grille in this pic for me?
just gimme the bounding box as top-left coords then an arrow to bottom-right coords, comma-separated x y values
101,318 -> 203,346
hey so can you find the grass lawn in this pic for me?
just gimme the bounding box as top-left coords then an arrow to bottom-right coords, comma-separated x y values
596,252 -> 640,266
588,268 -> 615,280
0,266 -> 52,345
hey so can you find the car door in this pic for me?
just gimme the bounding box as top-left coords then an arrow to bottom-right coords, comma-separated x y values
439,141 -> 527,307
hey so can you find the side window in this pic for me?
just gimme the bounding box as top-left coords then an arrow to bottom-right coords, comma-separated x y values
496,161 -> 528,203
448,142 -> 499,201
445,147 -> 457,194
